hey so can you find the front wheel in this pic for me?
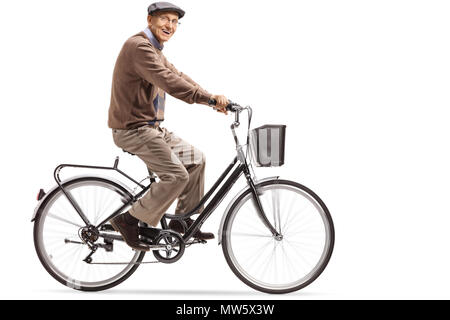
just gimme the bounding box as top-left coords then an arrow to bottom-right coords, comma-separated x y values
222,179 -> 334,294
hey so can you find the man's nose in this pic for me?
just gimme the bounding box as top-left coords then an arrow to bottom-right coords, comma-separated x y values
165,20 -> 177,28
163,23 -> 173,31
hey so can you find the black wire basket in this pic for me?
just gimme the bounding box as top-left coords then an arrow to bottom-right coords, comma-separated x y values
249,124 -> 286,167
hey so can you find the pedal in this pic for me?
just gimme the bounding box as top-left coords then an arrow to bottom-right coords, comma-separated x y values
101,238 -> 114,252
190,239 -> 207,244
192,235 -> 212,243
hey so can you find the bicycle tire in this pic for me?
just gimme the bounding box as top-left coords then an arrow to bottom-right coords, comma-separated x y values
33,176 -> 145,291
221,179 -> 334,294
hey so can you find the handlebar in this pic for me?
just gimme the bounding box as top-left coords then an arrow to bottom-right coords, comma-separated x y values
208,99 -> 243,113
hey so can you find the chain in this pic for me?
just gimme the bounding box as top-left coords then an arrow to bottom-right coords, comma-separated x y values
87,261 -> 160,265
84,239 -> 205,265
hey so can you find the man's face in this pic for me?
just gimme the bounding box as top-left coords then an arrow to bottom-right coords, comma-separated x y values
148,11 -> 179,44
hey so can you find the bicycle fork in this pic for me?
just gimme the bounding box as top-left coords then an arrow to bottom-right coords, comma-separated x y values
243,168 -> 281,239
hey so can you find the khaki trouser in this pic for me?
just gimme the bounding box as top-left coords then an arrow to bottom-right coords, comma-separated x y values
112,125 -> 205,227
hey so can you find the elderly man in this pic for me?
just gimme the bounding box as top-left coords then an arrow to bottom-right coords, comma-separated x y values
108,2 -> 228,251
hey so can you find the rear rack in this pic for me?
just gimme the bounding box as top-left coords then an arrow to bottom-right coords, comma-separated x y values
53,156 -> 155,227
53,156 -> 153,188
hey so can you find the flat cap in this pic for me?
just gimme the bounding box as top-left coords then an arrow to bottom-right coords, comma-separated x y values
147,2 -> 185,19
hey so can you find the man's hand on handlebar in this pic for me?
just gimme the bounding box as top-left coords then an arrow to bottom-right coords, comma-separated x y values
210,94 -> 229,115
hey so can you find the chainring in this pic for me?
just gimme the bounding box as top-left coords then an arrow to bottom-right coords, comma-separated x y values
152,230 -> 185,264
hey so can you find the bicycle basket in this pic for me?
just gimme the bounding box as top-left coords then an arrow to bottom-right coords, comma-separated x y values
249,124 -> 286,167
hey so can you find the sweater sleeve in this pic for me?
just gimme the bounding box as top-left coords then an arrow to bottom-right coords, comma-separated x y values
133,42 -> 212,105
161,54 -> 209,91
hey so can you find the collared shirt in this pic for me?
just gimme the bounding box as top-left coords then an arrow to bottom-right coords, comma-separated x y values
143,27 -> 164,51
143,27 -> 164,126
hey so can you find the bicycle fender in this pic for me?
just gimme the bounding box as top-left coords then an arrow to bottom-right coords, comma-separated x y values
217,176 -> 279,245
31,174 -> 135,222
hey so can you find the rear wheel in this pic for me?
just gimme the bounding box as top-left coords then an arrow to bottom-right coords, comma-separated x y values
33,177 -> 145,291
222,179 -> 334,294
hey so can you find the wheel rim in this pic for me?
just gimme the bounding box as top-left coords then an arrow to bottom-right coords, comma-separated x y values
225,183 -> 333,291
36,179 -> 142,289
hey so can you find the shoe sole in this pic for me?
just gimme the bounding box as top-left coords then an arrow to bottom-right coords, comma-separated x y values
195,235 -> 215,241
168,220 -> 216,241
169,226 -> 214,241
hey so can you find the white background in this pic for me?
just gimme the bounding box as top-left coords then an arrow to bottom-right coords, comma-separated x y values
1,0 -> 449,300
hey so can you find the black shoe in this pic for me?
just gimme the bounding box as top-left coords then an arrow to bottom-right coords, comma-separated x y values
138,226 -> 162,243
109,212 -> 150,251
168,218 -> 215,240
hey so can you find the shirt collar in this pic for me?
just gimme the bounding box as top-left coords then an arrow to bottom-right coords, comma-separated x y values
143,27 -> 164,51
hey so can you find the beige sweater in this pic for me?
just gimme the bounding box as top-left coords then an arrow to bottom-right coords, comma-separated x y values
108,32 -> 212,129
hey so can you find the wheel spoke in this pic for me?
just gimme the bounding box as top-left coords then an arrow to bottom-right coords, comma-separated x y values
47,212 -> 84,228
231,232 -> 273,238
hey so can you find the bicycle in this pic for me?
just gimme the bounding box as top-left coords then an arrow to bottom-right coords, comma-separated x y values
31,101 -> 335,294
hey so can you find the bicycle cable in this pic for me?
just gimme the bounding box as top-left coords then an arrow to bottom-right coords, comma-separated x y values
132,176 -> 151,194
243,106 -> 258,180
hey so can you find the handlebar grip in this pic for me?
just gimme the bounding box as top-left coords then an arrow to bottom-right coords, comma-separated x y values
208,99 -> 239,112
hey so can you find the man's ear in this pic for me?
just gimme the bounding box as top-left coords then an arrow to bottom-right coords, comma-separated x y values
147,15 -> 153,26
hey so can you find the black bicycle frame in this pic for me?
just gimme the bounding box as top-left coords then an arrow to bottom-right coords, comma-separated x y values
174,158 -> 280,242
54,155 -> 279,244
